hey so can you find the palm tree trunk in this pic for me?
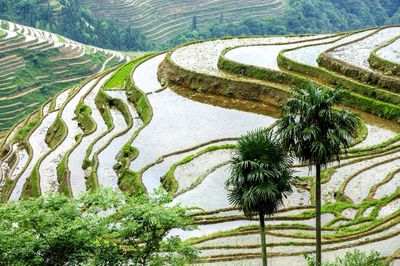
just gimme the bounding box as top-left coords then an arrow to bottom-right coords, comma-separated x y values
315,162 -> 322,266
259,210 -> 267,266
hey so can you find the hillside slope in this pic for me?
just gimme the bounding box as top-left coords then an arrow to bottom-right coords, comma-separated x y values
0,0 -> 152,51
1,28 -> 400,264
79,0 -> 286,44
0,19 -> 129,131
170,0 -> 400,46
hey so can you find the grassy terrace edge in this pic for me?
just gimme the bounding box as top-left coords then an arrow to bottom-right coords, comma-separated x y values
317,26 -> 400,94
160,29 -> 400,127
368,34 -> 400,76
80,53 -> 158,195
218,29 -> 400,107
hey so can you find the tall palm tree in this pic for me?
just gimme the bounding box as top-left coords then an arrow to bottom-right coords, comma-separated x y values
276,84 -> 360,266
225,129 -> 294,266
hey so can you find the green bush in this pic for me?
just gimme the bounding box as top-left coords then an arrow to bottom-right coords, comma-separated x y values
0,189 -> 197,265
305,250 -> 389,266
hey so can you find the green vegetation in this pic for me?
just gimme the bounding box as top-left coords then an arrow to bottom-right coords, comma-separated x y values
112,98 -> 132,126
118,169 -> 145,196
108,54 -> 157,124
56,155 -> 71,197
13,117 -> 40,143
75,103 -> 96,133
0,0 -> 152,51
0,29 -> 123,131
21,166 -> 40,199
81,0 -> 285,44
126,68 -> 152,123
104,59 -> 139,89
225,129 -> 295,266
97,55 -> 156,195
4,0 -> 400,49
116,144 -> 138,171
277,85 -> 360,265
275,52 -> 400,123
0,189 -> 198,265
45,116 -> 67,149
369,35 -> 400,76
95,90 -> 113,129
305,250 -> 389,266
170,0 -> 400,47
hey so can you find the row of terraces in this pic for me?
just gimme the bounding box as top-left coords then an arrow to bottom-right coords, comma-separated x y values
1,27 -> 400,264
79,0 -> 286,44
0,19 -> 130,132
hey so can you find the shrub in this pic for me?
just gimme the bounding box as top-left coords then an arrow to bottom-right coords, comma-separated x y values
305,250 -> 389,266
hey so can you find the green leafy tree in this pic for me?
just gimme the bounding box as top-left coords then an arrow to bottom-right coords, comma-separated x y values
277,85 -> 360,266
225,129 -> 294,266
0,189 -> 197,266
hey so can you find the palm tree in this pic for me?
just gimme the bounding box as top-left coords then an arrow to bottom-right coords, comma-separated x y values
225,128 -> 294,266
276,84 -> 360,266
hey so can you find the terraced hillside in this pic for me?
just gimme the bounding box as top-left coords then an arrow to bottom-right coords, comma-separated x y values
1,27 -> 400,265
80,0 -> 286,43
0,19 -> 130,131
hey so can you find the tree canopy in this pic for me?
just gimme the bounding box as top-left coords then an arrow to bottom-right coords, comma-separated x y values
0,189 -> 197,266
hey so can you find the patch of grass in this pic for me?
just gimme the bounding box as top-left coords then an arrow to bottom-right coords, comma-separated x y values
56,156 -> 72,197
115,144 -> 138,172
13,118 -> 40,143
104,60 -> 137,89
95,90 -> 113,129
112,98 -> 132,126
349,134 -> 400,154
45,116 -> 67,149
322,201 -> 356,214
75,103 -> 96,133
118,169 -> 145,196
20,167 -> 40,199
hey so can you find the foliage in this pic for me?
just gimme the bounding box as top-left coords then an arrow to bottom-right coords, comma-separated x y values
305,250 -> 389,266
0,189 -> 197,266
3,0 -> 400,50
0,0 -> 152,51
226,128 -> 294,216
225,128 -> 294,265
167,0 -> 400,47
277,85 -> 360,166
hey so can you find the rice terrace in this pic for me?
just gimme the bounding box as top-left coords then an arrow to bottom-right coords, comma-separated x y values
1,1 -> 400,266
